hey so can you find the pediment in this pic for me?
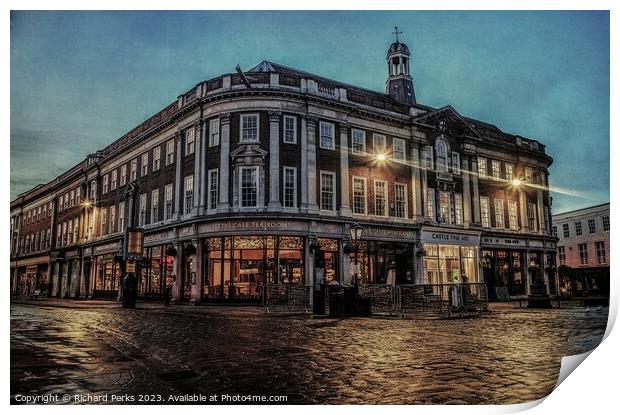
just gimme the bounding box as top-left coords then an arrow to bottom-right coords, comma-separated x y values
230,144 -> 268,159
414,105 -> 481,139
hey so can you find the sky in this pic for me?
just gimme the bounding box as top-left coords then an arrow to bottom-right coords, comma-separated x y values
10,11 -> 609,213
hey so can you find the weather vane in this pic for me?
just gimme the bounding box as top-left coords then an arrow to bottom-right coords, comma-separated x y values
392,26 -> 402,43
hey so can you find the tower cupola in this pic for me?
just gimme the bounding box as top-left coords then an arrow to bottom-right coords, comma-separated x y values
386,27 -> 416,106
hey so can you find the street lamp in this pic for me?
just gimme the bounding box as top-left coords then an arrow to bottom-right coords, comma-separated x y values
349,223 -> 364,287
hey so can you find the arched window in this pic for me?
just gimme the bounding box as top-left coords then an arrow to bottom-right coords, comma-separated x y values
436,139 -> 449,173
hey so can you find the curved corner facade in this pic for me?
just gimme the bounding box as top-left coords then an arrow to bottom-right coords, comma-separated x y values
9,52 -> 558,303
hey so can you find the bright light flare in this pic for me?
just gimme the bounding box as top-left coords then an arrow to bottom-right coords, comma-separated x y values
375,154 -> 387,162
511,178 -> 522,187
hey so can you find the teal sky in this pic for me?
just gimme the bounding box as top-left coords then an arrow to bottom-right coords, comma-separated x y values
10,11 -> 609,213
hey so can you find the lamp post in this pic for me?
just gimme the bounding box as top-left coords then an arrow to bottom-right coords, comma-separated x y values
349,222 -> 364,288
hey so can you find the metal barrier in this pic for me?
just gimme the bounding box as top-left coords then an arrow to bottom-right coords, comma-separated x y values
397,283 -> 489,318
262,284 -> 311,313
357,284 -> 397,316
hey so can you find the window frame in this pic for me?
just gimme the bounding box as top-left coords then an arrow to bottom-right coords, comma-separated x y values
209,118 -> 220,147
373,133 -> 386,156
283,166 -> 297,208
240,113 -> 260,143
374,179 -> 388,217
393,138 -> 406,163
352,176 -> 367,215
239,166 -> 259,207
185,127 -> 195,155
151,189 -> 159,224
208,169 -> 218,211
480,196 -> 491,228
319,121 -> 335,150
283,115 -> 297,144
320,170 -> 336,212
351,129 -> 366,155
153,147 -> 161,171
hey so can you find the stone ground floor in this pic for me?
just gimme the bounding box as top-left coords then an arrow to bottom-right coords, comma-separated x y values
10,300 -> 607,404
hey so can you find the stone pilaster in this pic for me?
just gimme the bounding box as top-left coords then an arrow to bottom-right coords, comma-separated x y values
218,113 -> 231,212
461,157 -> 472,225
300,117 -> 309,211
471,157 -> 481,224
411,146 -> 422,219
268,111 -> 281,209
193,121 -> 203,215
339,124 -> 352,217
173,131 -> 182,220
306,116 -> 319,214
519,189 -> 528,233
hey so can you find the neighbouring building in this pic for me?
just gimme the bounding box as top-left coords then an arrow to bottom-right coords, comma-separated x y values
553,203 -> 610,297
10,35 -> 557,305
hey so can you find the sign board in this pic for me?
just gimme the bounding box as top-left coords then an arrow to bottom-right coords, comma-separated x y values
125,261 -> 136,273
420,229 -> 480,246
124,228 -> 144,260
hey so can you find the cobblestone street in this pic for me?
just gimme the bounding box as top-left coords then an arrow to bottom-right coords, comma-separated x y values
10,301 -> 607,404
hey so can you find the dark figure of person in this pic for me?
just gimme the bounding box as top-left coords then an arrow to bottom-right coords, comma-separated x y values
121,273 -> 138,309
164,285 -> 172,307
460,276 -> 474,310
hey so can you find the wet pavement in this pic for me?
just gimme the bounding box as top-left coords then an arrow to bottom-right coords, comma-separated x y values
10,300 -> 608,404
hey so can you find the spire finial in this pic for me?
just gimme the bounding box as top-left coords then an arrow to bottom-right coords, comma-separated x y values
392,26 -> 402,43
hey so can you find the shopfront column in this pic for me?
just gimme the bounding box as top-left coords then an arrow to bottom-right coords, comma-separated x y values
524,250 -> 532,295
172,242 -> 183,301
340,239 -> 350,285
218,113 -> 231,212
411,146 -> 422,219
268,112 -> 281,209
461,157 -> 472,225
306,117 -> 319,214
471,156 -> 481,224
542,251 -> 551,295
339,124 -> 352,217
191,240 -> 203,303
173,131 -> 183,220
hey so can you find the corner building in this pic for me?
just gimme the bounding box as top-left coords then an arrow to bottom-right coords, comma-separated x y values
9,39 -> 557,303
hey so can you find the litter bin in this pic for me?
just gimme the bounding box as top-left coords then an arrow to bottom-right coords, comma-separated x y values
343,286 -> 357,316
313,284 -> 326,314
328,281 -> 344,317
